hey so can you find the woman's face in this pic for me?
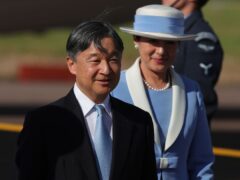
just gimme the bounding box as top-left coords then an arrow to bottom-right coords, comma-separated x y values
135,36 -> 178,75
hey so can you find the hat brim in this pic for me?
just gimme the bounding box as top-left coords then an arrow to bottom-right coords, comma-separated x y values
120,27 -> 197,41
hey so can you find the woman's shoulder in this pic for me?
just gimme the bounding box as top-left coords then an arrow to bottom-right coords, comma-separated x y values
179,74 -> 205,105
179,74 -> 201,92
119,70 -> 126,79
111,70 -> 133,103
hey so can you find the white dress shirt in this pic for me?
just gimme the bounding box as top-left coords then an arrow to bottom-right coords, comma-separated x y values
73,83 -> 113,142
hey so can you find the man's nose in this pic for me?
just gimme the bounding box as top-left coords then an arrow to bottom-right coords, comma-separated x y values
100,60 -> 111,74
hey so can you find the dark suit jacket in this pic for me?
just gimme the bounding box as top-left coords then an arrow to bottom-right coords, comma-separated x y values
16,89 -> 157,180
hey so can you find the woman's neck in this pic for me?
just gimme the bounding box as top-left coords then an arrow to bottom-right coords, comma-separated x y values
140,63 -> 170,89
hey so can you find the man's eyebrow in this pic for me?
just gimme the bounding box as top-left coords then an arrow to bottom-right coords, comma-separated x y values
88,52 -> 101,57
110,51 -> 122,57
84,50 -> 121,60
97,50 -> 121,59
85,53 -> 100,60
88,53 -> 99,56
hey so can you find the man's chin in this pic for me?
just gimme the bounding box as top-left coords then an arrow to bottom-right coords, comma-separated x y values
97,88 -> 112,96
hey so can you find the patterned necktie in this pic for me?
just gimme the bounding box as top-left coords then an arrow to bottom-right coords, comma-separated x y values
94,105 -> 112,180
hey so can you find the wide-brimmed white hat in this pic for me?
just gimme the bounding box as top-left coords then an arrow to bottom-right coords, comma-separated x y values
120,5 -> 196,41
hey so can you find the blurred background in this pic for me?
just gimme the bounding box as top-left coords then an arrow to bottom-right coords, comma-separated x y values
0,0 -> 239,179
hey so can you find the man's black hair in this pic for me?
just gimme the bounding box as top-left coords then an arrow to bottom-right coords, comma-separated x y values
66,21 -> 124,60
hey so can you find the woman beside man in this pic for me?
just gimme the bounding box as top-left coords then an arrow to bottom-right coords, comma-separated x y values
112,4 -> 214,180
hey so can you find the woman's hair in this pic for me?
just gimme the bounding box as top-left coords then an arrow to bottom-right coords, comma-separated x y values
66,21 -> 124,60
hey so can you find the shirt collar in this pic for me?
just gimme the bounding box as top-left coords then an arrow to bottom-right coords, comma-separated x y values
184,13 -> 192,20
73,83 -> 111,117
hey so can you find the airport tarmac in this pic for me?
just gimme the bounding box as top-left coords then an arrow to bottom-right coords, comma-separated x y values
0,81 -> 239,180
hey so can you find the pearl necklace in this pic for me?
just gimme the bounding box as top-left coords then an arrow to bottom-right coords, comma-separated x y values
143,80 -> 170,91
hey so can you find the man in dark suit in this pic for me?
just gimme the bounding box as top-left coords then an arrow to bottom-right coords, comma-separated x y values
161,0 -> 224,124
15,21 -> 157,180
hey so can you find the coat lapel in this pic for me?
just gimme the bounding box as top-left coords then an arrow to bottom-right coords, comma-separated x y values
63,90 -> 100,180
126,58 -> 161,146
164,70 -> 185,151
125,59 -> 186,151
109,97 -> 134,180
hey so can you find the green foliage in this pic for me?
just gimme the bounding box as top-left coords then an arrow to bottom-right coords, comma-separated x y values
0,29 -> 70,57
203,0 -> 240,60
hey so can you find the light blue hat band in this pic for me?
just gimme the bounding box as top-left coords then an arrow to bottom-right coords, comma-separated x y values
133,15 -> 184,35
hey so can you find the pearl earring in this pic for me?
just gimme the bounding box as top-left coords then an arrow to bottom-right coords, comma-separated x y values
134,44 -> 139,49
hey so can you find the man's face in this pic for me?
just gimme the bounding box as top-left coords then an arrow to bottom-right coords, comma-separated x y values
161,0 -> 187,10
67,37 -> 122,103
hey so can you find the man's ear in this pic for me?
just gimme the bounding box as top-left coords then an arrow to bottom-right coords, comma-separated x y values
66,56 -> 76,75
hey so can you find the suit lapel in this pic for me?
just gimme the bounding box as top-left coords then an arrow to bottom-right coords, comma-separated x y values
62,90 -> 100,180
110,97 -> 134,180
61,91 -> 136,180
